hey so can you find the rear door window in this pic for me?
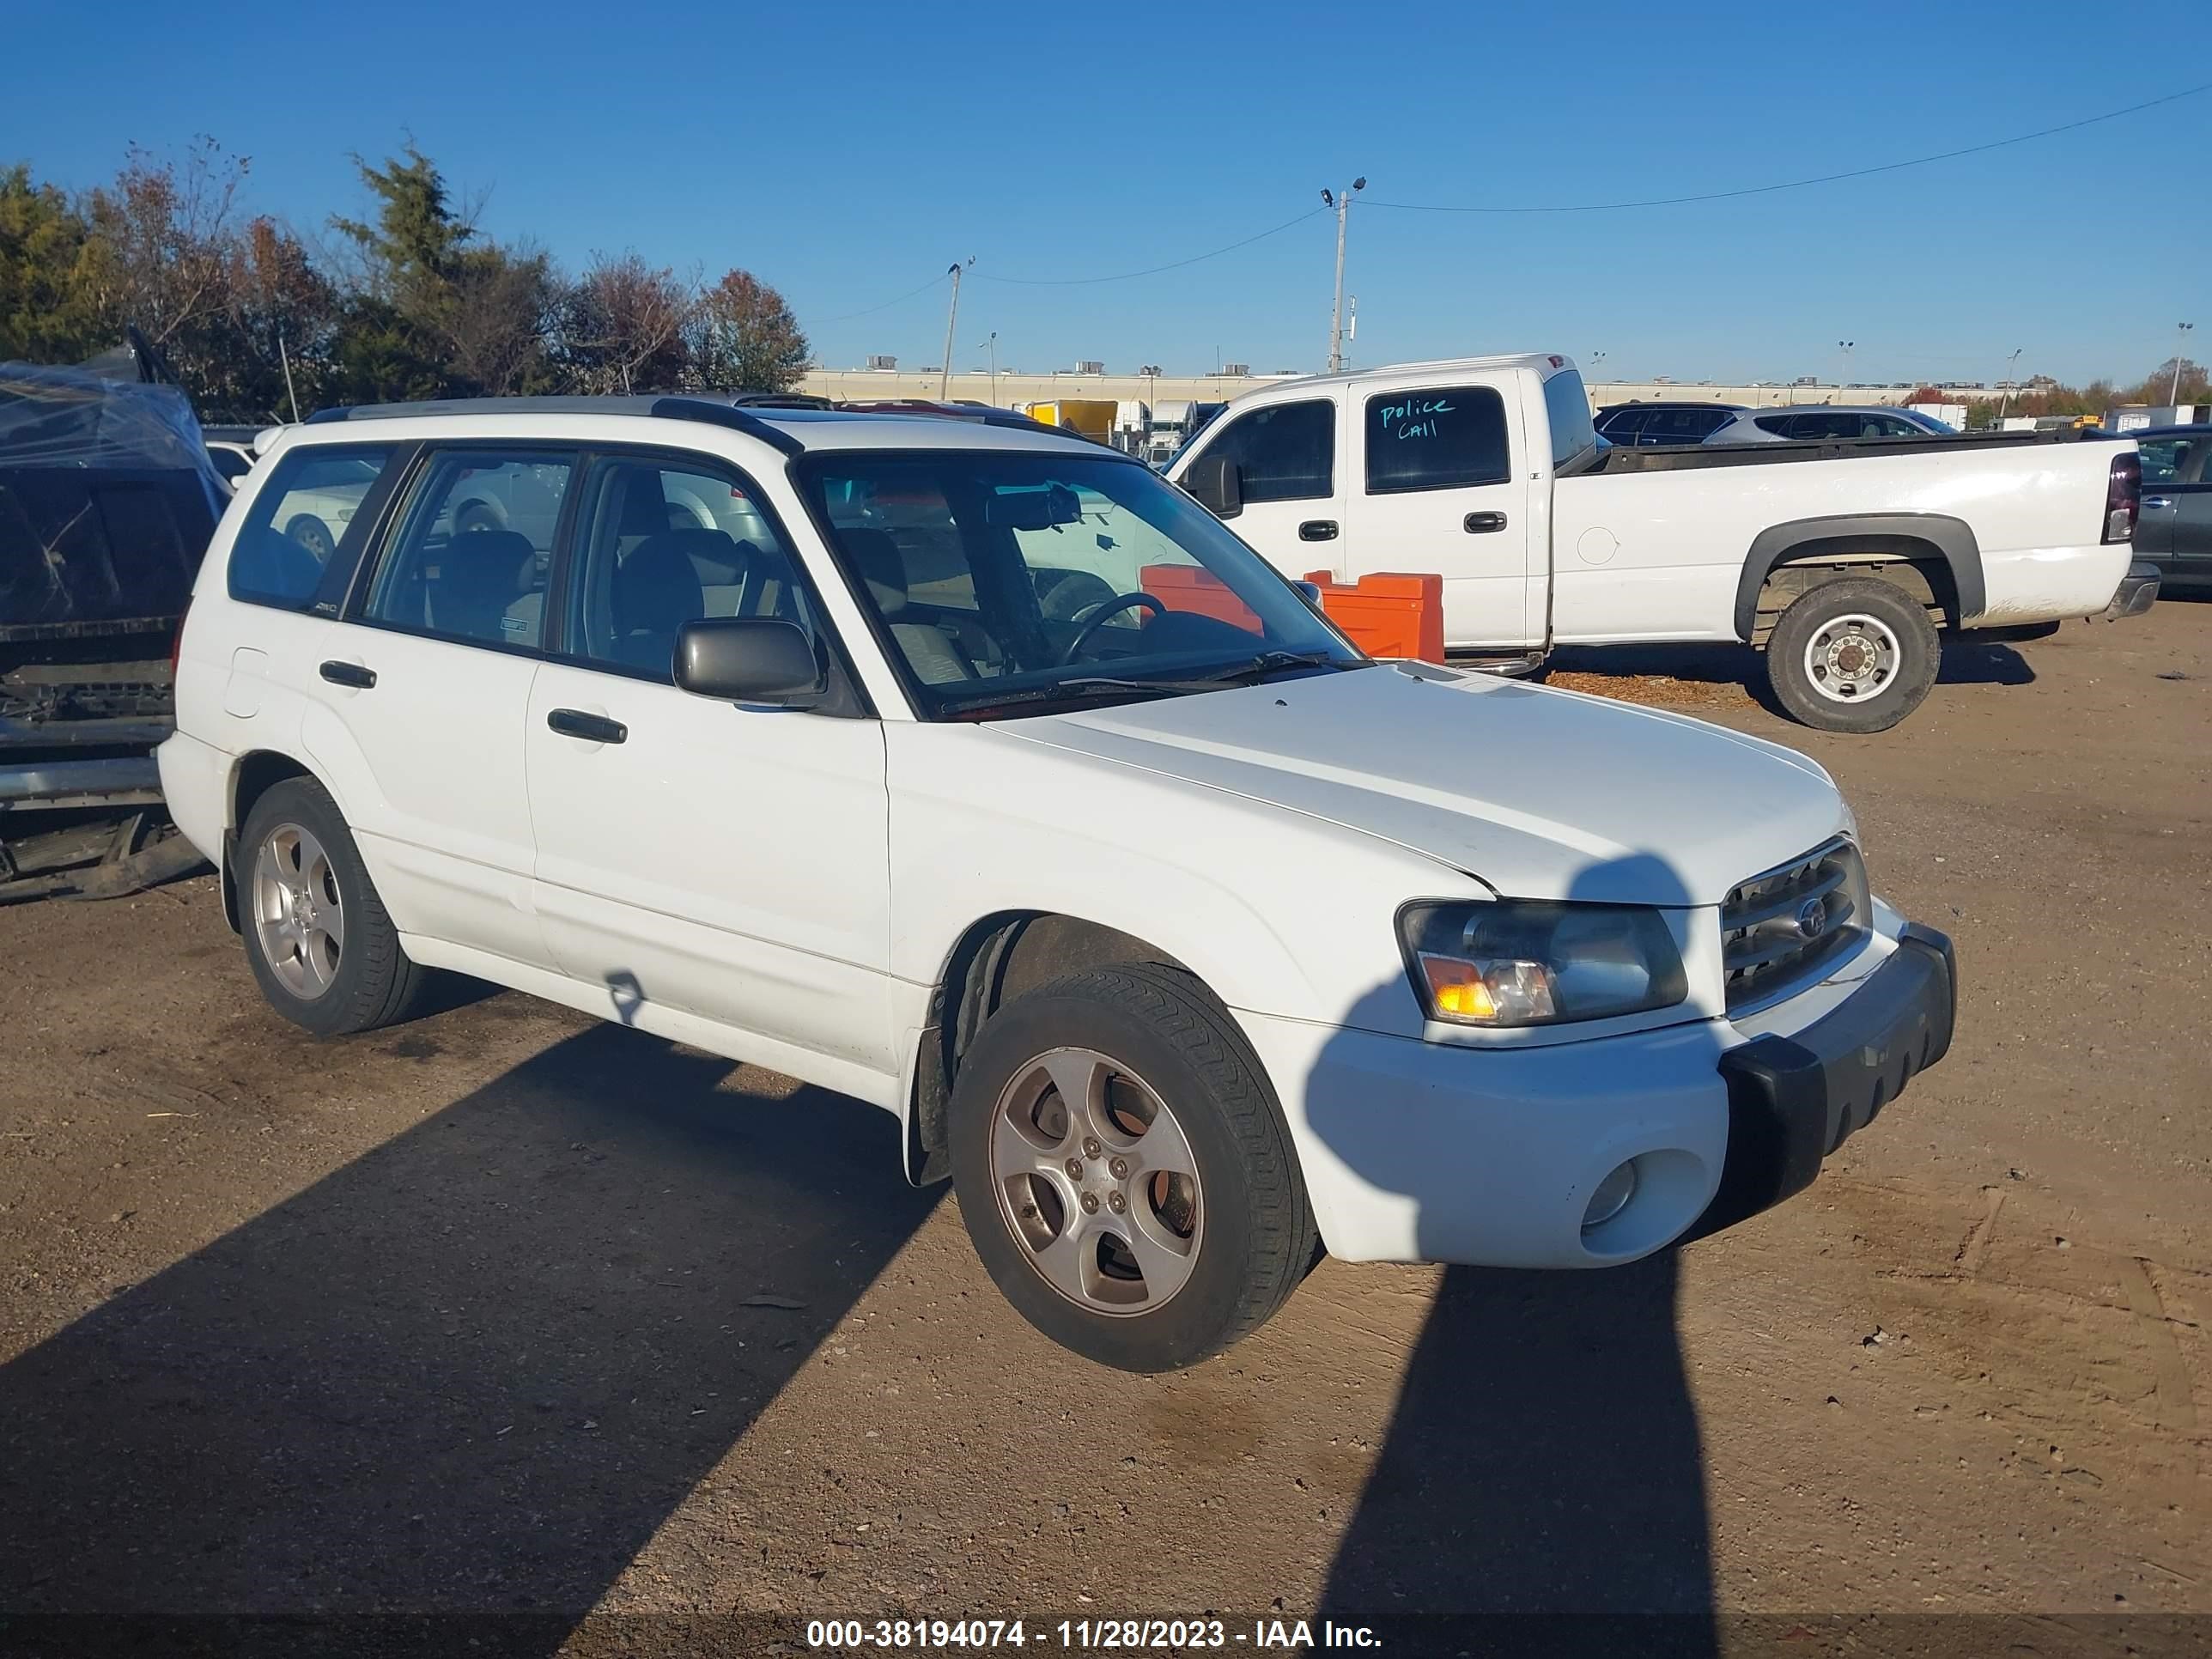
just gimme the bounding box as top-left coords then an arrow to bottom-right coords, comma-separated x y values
361,449 -> 576,651
1364,386 -> 1510,492
1194,401 -> 1334,501
1598,409 -> 1648,442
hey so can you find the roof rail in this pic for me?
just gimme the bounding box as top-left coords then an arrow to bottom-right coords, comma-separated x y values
301,392 -> 806,458
647,396 -> 805,455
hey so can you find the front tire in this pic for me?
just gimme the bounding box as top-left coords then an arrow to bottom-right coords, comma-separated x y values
239,777 -> 430,1036
1765,575 -> 1940,733
948,963 -> 1316,1372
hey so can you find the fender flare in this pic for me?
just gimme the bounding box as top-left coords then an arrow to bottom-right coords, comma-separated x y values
1735,513 -> 1985,641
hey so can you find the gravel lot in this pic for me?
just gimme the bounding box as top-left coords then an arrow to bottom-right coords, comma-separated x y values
1,604 -> 2206,1646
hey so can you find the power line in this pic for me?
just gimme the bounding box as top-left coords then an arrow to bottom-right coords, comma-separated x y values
1364,82 -> 2212,216
976,205 -> 1330,287
800,270 -> 951,327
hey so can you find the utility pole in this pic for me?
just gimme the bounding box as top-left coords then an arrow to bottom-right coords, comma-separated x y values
939,259 -> 972,401
2170,322 -> 2194,405
1323,177 -> 1365,374
1998,347 -> 2024,420
977,331 -> 998,405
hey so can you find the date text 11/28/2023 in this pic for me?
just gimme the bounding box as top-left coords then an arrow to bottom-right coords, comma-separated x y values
805,1617 -> 1382,1649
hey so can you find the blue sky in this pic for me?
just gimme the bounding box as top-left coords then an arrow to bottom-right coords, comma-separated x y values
7,1 -> 2203,386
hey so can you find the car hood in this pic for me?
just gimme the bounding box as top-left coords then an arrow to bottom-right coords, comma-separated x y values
1000,664 -> 1849,906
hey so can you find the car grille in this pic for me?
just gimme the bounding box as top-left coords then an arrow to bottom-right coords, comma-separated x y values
1721,837 -> 1871,1014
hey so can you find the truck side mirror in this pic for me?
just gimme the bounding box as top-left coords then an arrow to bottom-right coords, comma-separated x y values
1182,453 -> 1243,519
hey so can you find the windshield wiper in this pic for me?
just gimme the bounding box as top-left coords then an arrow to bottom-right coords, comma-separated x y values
1182,648 -> 1354,684
938,651 -> 1358,720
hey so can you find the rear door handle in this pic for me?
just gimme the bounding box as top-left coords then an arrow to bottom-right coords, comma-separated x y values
1297,520 -> 1339,542
1464,511 -> 1509,533
2142,495 -> 2177,510
547,708 -> 628,744
319,659 -> 376,689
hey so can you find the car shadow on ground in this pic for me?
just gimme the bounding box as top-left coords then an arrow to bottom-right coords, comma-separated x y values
0,1020 -> 939,1641
1309,854 -> 1719,1650
1543,635 -> 2033,718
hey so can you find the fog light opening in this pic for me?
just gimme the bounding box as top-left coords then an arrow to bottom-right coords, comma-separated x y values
1581,1158 -> 1639,1233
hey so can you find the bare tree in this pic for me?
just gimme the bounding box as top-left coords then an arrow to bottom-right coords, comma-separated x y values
441,240 -> 562,396
561,253 -> 692,394
82,137 -> 249,350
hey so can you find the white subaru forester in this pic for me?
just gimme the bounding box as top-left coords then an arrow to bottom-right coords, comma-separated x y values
161,396 -> 1955,1372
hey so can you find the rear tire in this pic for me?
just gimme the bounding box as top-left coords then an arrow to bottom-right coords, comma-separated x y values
1765,576 -> 1940,733
948,963 -> 1316,1372
238,777 -> 430,1036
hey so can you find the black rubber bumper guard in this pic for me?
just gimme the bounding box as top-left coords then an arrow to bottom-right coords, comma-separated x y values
1691,923 -> 1957,1240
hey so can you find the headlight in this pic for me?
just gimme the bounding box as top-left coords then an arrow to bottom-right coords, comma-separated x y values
1399,901 -> 1689,1029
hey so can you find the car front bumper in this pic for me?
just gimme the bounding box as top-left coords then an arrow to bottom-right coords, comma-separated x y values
1238,923 -> 1955,1269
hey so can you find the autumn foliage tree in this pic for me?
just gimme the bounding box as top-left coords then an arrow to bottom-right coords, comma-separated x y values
691,269 -> 811,393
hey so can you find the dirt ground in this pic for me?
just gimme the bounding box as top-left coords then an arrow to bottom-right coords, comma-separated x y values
1,603 -> 2206,1650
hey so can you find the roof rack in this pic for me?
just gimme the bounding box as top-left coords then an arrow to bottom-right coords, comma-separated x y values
301,392 -> 805,457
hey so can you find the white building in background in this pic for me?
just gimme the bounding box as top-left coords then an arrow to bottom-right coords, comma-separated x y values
799,362 -> 1966,412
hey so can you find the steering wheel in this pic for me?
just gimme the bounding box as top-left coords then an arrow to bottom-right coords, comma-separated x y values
1059,592 -> 1167,664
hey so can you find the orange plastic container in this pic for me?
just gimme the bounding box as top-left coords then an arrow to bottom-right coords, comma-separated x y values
1140,564 -> 1261,632
1303,570 -> 1445,662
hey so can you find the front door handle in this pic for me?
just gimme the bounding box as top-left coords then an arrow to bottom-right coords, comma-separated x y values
1298,520 -> 1339,542
547,708 -> 628,744
1464,511 -> 1509,533
319,659 -> 376,689
2142,495 -> 2177,510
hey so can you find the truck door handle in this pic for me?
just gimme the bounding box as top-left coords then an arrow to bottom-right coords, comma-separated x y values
1463,511 -> 1509,533
2141,495 -> 2176,510
1298,520 -> 1339,542
319,659 -> 376,689
547,708 -> 627,744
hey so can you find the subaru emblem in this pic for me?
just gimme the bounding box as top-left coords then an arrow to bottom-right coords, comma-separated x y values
1796,897 -> 1827,939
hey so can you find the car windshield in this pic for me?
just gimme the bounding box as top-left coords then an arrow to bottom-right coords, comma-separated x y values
797,450 -> 1365,718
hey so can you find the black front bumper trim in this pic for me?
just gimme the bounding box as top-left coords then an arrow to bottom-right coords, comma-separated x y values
1690,924 -> 1956,1241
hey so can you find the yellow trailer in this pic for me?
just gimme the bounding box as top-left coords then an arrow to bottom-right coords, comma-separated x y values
1025,399 -> 1115,442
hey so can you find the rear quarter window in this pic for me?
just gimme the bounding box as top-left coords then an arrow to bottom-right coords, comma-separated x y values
228,446 -> 401,611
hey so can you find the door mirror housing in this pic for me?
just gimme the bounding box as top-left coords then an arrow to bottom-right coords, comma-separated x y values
1181,452 -> 1243,519
674,617 -> 824,706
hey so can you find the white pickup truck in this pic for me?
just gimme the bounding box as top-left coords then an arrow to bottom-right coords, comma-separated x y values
1169,355 -> 2156,731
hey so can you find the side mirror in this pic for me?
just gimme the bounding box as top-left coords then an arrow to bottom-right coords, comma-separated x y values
1181,452 -> 1243,519
1293,580 -> 1324,608
674,617 -> 824,705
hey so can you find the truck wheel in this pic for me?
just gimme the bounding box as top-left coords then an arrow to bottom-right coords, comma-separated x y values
948,963 -> 1317,1372
1765,577 -> 1940,733
239,777 -> 430,1037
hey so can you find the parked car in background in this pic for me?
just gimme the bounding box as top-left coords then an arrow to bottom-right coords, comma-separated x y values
162,393 -> 1958,1372
1705,407 -> 1956,444
1170,354 -> 2152,732
2128,423 -> 2212,589
1594,401 -> 1747,447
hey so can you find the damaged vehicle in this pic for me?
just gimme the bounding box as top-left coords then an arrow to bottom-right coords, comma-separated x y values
0,349 -> 223,900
